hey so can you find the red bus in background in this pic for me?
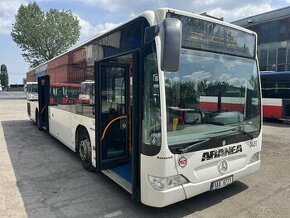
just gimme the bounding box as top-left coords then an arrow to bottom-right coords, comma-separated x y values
199,96 -> 245,112
260,71 -> 290,121
50,82 -> 81,105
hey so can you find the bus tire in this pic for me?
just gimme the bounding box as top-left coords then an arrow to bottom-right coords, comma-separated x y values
77,127 -> 94,171
36,109 -> 44,131
35,109 -> 38,125
35,109 -> 40,128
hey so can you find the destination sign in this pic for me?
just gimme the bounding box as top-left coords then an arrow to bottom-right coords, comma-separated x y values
167,12 -> 256,58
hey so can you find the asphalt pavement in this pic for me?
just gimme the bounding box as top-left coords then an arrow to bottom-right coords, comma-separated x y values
0,91 -> 26,99
0,99 -> 290,218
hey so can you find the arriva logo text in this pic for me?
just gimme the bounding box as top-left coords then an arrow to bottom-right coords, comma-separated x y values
201,145 -> 242,162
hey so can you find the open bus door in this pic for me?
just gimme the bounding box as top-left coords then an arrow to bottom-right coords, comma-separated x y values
38,75 -> 50,132
95,61 -> 132,192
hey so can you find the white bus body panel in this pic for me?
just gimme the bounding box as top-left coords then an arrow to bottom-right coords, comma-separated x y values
182,160 -> 260,199
175,137 -> 261,183
262,98 -> 282,106
49,107 -> 72,149
28,100 -> 38,122
141,134 -> 262,207
176,135 -> 261,199
27,93 -> 38,101
140,151 -> 186,207
48,106 -> 96,166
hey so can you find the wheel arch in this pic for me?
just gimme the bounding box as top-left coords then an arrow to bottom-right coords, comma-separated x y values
75,124 -> 95,171
35,107 -> 38,117
35,108 -> 39,124
75,125 -> 90,152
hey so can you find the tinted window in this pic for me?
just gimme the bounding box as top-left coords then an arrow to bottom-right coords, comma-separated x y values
267,65 -> 276,71
167,13 -> 256,58
278,48 -> 286,64
248,17 -> 290,44
94,18 -> 148,60
268,50 -> 277,65
277,65 -> 286,72
142,44 -> 161,155
165,49 -> 261,149
259,50 -> 267,65
261,75 -> 290,98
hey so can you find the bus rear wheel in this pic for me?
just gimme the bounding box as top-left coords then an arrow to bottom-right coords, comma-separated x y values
78,128 -> 94,171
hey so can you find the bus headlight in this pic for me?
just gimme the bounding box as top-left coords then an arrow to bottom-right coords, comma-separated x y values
148,175 -> 188,191
249,152 -> 260,164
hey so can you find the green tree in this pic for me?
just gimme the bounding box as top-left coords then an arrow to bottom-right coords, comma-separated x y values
11,2 -> 80,68
0,64 -> 9,88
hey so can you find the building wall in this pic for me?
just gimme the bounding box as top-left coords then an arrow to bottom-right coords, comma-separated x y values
232,6 -> 290,72
9,84 -> 24,91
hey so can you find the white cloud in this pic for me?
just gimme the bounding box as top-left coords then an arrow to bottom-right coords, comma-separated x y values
75,0 -> 166,13
79,0 -> 122,12
206,2 -> 273,21
0,0 -> 27,34
75,0 -> 276,22
77,15 -> 121,40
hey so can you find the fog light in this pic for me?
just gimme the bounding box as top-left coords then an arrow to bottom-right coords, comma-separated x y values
249,152 -> 260,164
148,175 -> 188,191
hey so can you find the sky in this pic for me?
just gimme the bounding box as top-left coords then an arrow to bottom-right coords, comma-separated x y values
0,0 -> 289,84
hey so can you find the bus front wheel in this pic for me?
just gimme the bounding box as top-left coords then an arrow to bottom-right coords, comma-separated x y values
77,128 -> 94,171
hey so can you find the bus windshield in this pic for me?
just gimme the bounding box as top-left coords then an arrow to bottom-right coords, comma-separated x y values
81,82 -> 94,95
261,73 -> 290,99
164,49 -> 261,147
28,83 -> 38,93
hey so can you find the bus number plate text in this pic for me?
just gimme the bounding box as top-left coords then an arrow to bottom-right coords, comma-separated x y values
210,175 -> 233,191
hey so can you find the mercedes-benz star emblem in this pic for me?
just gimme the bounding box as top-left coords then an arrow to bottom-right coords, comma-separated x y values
218,160 -> 228,174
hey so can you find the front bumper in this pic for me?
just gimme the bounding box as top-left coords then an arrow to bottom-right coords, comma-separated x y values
182,161 -> 260,199
141,161 -> 260,207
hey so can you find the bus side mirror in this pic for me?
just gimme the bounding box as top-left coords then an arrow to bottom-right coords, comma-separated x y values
160,18 -> 182,72
144,18 -> 182,72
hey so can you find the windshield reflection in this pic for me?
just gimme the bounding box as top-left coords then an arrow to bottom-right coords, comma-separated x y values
164,49 -> 261,147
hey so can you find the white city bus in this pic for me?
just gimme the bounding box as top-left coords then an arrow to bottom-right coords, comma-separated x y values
26,81 -> 38,101
26,82 -> 39,124
27,8 -> 262,207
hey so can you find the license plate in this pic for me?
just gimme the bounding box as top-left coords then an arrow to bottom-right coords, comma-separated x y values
210,175 -> 233,191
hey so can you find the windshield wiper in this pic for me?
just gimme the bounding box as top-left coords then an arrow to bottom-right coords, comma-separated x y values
234,127 -> 254,139
179,138 -> 211,153
204,128 -> 237,136
205,127 -> 254,139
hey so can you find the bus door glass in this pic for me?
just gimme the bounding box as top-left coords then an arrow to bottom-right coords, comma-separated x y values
97,62 -> 130,168
38,75 -> 50,131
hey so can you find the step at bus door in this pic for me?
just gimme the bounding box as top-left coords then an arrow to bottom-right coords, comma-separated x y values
96,62 -> 130,170
38,75 -> 50,132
